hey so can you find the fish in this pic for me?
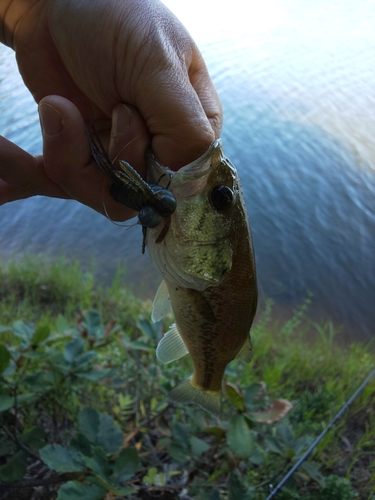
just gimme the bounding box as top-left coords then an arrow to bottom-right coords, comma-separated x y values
146,140 -> 258,416
88,129 -> 257,415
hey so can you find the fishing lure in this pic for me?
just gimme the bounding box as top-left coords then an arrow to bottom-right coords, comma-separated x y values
88,127 -> 177,252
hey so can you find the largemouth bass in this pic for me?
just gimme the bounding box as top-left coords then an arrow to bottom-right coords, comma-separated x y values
89,130 -> 257,415
146,140 -> 257,416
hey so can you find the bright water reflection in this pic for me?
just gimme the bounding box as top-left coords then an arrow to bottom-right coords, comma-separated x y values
0,0 -> 374,340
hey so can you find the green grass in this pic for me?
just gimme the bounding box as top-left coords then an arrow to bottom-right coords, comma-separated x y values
0,255 -> 145,332
0,256 -> 374,500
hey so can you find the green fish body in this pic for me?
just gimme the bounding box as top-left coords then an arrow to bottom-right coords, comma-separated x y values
146,140 -> 257,415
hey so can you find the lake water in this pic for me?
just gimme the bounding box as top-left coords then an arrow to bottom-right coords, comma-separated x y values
0,0 -> 374,341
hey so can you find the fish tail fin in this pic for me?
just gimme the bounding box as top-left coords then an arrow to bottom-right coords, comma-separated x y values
169,378 -> 221,416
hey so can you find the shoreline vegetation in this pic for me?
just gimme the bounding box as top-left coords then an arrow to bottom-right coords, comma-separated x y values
0,256 -> 374,499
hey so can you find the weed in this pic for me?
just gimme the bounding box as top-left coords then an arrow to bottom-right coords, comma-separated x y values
0,257 -> 374,499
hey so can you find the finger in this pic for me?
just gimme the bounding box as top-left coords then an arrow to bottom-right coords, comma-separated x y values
136,66 -> 219,170
109,104 -> 151,179
40,95 -> 135,220
188,51 -> 223,140
127,6 -> 223,170
0,135 -> 67,205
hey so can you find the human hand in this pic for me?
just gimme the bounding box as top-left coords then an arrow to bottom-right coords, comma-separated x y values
0,0 -> 222,219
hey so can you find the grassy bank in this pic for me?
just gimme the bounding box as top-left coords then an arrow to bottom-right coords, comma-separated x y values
0,256 -> 374,499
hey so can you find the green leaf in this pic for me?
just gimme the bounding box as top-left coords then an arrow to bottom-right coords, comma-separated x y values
244,382 -> 266,407
55,314 -> 71,334
39,444 -> 85,472
127,340 -> 154,352
82,310 -> 102,339
294,436 -> 312,456
13,321 -> 34,348
56,481 -> 106,500
0,326 -> 11,333
49,353 -> 70,375
76,368 -> 115,382
167,443 -> 189,464
113,447 -> 139,482
225,383 -> 245,411
63,336 -> 85,364
16,392 -> 39,405
228,471 -> 247,500
70,433 -> 92,457
172,423 -> 190,449
22,350 -> 51,360
0,394 -> 14,412
31,325 -> 51,346
136,318 -> 161,343
190,436 -> 210,457
23,371 -> 54,391
277,423 -> 294,447
227,414 -> 253,459
78,408 -> 100,444
209,489 -> 221,500
97,413 -> 123,454
0,450 -> 27,482
249,444 -> 264,465
114,486 -> 138,496
265,436 -> 286,456
301,461 -> 325,487
79,446 -> 110,478
20,426 -> 46,451
142,466 -> 158,485
0,344 -> 11,373
0,437 -> 17,457
0,393 -> 36,410
74,351 -> 97,367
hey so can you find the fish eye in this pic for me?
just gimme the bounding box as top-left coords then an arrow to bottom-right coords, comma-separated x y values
211,185 -> 234,211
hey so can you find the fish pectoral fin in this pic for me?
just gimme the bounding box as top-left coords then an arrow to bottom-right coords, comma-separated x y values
236,335 -> 252,363
152,280 -> 171,323
169,378 -> 221,416
156,323 -> 188,364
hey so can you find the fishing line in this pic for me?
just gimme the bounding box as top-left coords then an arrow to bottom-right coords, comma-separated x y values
265,366 -> 375,500
101,182 -> 138,230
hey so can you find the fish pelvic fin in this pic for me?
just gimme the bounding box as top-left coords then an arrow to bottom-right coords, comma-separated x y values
236,335 -> 252,363
169,378 -> 221,416
152,280 -> 171,323
156,323 -> 188,364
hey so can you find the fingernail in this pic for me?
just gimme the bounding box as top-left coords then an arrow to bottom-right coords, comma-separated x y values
112,104 -> 132,138
39,103 -> 63,137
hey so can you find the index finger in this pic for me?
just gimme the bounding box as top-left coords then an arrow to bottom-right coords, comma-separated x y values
136,56 -> 222,170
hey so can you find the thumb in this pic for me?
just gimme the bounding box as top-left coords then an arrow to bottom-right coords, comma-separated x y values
39,95 -> 133,220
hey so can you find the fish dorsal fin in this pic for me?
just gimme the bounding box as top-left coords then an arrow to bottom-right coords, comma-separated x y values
152,280 -> 171,323
236,335 -> 252,363
156,323 -> 188,364
169,378 -> 221,416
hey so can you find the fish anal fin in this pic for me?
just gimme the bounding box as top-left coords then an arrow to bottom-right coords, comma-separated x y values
169,378 -> 221,416
152,280 -> 171,323
156,323 -> 188,364
236,335 -> 252,363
